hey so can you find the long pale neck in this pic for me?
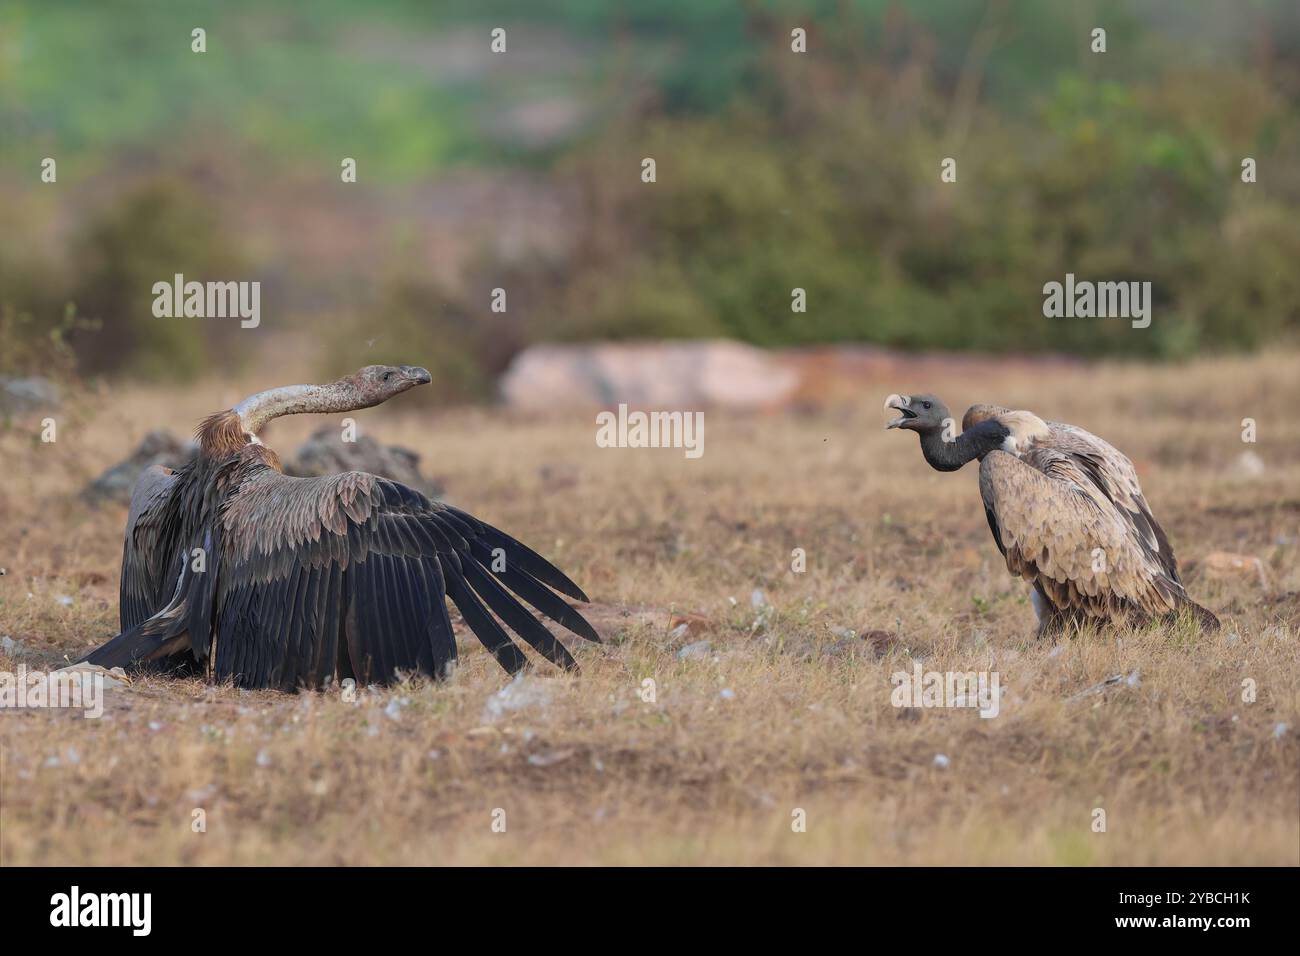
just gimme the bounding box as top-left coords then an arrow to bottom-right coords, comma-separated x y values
233,382 -> 366,434
918,420 -> 1008,472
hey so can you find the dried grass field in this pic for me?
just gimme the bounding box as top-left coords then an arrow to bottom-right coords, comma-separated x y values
1,351 -> 1298,865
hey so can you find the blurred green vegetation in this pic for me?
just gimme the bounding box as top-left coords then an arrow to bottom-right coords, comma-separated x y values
2,0 -> 1299,386
68,179 -> 247,378
543,62 -> 1300,358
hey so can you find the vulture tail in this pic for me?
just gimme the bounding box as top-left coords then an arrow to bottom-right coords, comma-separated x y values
79,596 -> 192,670
1181,599 -> 1221,633
79,616 -> 191,670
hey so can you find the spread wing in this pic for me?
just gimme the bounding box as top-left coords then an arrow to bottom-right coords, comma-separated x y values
979,449 -> 1185,620
119,464 -> 183,630
210,466 -> 597,689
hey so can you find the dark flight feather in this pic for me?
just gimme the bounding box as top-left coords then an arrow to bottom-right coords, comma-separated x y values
84,444 -> 597,690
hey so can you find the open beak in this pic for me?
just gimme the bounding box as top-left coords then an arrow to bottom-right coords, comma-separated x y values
883,393 -> 917,430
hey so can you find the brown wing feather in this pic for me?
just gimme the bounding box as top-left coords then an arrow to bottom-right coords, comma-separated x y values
979,449 -> 1184,622
1042,421 -> 1182,583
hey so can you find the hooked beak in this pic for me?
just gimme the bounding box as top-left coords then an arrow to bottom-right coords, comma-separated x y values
402,366 -> 432,386
883,393 -> 917,430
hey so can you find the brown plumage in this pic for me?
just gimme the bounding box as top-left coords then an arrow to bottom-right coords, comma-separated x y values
885,393 -> 1218,634
82,365 -> 599,689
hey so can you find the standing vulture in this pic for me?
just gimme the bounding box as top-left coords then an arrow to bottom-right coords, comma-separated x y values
81,365 -> 599,689
883,393 -> 1219,635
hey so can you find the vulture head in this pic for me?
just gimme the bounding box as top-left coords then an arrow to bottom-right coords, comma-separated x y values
883,393 -> 950,433
346,364 -> 433,407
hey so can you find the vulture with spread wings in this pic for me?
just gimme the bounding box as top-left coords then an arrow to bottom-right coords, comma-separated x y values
883,393 -> 1219,635
82,365 -> 599,689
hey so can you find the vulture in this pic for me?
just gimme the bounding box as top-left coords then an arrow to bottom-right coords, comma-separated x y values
80,365 -> 599,689
883,393 -> 1219,635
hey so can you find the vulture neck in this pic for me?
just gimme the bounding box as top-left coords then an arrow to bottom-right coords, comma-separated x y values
233,382 -> 367,435
918,421 -> 1008,472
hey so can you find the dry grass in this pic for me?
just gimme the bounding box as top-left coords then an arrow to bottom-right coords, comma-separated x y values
2,351 -> 1298,865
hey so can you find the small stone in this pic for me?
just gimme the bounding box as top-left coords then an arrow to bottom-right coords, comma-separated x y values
1231,450 -> 1265,478
527,749 -> 575,767
933,754 -> 951,769
482,674 -> 552,722
676,640 -> 713,660
50,662 -> 130,690
0,375 -> 61,414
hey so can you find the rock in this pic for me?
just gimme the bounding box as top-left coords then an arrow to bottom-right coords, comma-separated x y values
676,640 -> 713,660
83,430 -> 197,506
1199,551 -> 1268,588
499,341 -> 800,411
1230,450 -> 1265,478
85,425 -> 446,506
286,425 -> 445,499
483,674 -> 552,722
526,748 -> 576,767
0,375 -> 60,414
1,635 -> 31,657
50,662 -> 130,690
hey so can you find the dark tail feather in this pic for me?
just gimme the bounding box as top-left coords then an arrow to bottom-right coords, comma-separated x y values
1186,600 -> 1221,632
79,614 -> 189,670
1167,599 -> 1220,633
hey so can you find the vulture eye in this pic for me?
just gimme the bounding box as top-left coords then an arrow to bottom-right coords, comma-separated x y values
383,371 -> 393,382
922,401 -> 932,410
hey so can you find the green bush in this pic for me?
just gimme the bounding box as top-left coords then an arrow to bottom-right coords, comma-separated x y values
527,54 -> 1300,358
68,178 -> 246,379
